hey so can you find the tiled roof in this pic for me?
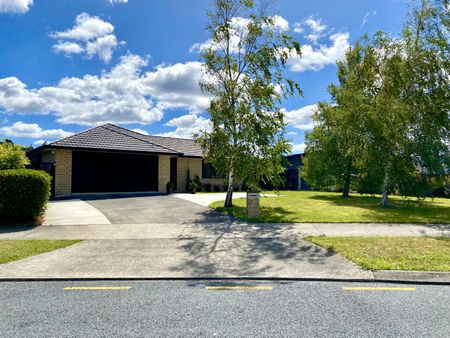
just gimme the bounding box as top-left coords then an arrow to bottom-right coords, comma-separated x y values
142,135 -> 202,157
47,124 -> 202,157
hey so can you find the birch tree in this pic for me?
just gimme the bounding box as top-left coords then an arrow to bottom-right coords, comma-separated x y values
196,0 -> 301,207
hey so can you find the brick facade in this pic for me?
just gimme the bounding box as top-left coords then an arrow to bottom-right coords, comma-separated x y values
54,149 -> 72,196
176,157 -> 202,192
158,155 -> 171,193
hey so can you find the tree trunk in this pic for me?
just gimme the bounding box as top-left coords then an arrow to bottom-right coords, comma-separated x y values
224,167 -> 234,208
380,170 -> 390,207
342,160 -> 351,198
342,174 -> 350,198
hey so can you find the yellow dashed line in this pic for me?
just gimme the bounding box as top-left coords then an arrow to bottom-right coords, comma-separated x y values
206,286 -> 272,290
342,287 -> 416,291
64,286 -> 132,291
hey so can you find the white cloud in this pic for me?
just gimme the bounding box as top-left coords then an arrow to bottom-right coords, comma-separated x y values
287,131 -> 297,136
33,139 -> 46,146
0,54 -> 210,126
293,22 -> 303,34
291,143 -> 306,153
294,16 -> 327,44
0,77 -> 45,113
0,0 -> 32,14
51,13 -> 122,63
190,15 -> 289,54
361,10 -> 377,27
304,17 -> 327,44
283,104 -> 317,130
159,113 -> 211,139
52,41 -> 84,55
0,121 -> 73,139
131,128 -> 149,135
107,0 -> 128,3
288,32 -> 350,72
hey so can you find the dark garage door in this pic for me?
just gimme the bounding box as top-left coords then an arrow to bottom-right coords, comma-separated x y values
72,151 -> 158,193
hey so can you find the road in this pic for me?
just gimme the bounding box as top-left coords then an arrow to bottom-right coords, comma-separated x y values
1,280 -> 449,337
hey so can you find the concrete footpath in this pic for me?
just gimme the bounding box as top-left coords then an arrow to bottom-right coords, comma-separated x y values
0,221 -> 448,240
0,221 -> 449,281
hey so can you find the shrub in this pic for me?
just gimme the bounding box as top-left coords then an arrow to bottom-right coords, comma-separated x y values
0,142 -> 30,170
0,169 -> 51,224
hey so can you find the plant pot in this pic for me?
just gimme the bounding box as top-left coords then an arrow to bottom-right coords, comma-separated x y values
190,188 -> 197,194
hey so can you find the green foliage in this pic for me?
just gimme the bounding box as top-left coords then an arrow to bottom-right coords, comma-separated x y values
0,141 -> 30,170
189,181 -> 199,191
196,0 -> 301,207
303,0 -> 449,205
0,169 -> 51,223
185,169 -> 191,192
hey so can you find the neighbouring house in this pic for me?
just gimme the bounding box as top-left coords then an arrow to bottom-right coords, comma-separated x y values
27,124 -> 226,197
283,153 -> 309,191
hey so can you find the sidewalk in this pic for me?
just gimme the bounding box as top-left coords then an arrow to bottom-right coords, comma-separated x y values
0,221 -> 448,240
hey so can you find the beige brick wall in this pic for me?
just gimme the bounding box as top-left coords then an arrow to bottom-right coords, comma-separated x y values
176,157 -> 202,192
158,155 -> 171,193
54,149 -> 72,196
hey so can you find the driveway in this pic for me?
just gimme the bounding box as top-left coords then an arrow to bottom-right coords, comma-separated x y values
45,193 -> 229,225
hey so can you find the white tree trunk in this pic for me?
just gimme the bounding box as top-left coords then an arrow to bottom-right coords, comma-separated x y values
380,170 -> 389,207
224,169 -> 234,208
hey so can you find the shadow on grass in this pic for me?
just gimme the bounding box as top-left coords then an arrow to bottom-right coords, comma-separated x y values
168,210 -> 338,276
213,205 -> 297,223
307,194 -> 450,224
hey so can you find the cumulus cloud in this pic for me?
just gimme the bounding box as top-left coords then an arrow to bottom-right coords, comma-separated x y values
291,143 -> 306,153
295,16 -> 327,44
107,0 -> 128,3
190,15 -> 289,53
0,0 -> 32,14
159,113 -> 211,139
33,139 -> 46,146
131,128 -> 149,135
283,104 -> 317,130
0,121 -> 73,139
0,54 -> 210,126
288,32 -> 350,72
51,13 -> 123,63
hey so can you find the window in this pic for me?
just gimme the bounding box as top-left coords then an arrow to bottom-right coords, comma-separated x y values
202,162 -> 224,178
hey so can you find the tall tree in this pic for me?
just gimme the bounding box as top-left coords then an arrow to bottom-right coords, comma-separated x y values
196,0 -> 301,207
303,41 -> 378,198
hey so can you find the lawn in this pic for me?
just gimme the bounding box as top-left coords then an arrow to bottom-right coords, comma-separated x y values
209,191 -> 450,223
0,240 -> 80,265
306,237 -> 450,271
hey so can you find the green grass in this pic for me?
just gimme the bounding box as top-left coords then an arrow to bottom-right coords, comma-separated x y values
306,236 -> 450,271
210,191 -> 450,223
0,240 -> 80,265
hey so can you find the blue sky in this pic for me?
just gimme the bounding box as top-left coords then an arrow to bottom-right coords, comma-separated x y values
0,0 -> 408,152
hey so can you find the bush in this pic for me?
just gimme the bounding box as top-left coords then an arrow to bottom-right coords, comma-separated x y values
0,169 -> 51,224
0,142 -> 30,169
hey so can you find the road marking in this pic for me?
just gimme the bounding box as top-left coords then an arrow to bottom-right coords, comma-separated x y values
64,286 -> 132,291
342,287 -> 416,291
206,286 -> 272,290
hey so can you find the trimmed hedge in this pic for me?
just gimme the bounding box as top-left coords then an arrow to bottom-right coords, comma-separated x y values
0,169 -> 51,224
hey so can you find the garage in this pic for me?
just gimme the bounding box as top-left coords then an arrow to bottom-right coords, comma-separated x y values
72,151 -> 158,193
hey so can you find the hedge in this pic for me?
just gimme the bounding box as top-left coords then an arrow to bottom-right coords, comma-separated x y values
0,169 -> 51,224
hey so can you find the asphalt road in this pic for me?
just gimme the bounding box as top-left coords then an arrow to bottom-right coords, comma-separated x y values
1,280 -> 449,337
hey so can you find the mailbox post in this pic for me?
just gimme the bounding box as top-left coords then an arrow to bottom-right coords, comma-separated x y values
246,191 -> 260,218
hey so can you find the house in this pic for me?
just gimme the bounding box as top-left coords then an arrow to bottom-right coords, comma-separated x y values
27,124 -> 225,197
283,153 -> 309,190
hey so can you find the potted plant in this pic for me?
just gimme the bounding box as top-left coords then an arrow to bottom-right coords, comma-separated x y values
166,181 -> 175,194
189,181 -> 199,194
